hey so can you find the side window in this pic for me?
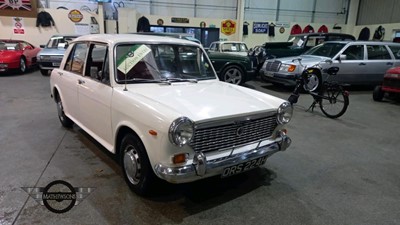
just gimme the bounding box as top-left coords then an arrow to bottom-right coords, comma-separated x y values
64,43 -> 88,74
209,43 -> 215,51
342,45 -> 364,60
388,45 -> 400,59
85,43 -> 108,83
367,45 -> 391,60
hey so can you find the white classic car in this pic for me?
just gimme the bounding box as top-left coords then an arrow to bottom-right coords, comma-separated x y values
50,34 -> 292,195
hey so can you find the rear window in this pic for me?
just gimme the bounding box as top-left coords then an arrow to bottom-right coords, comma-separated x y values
366,45 -> 391,60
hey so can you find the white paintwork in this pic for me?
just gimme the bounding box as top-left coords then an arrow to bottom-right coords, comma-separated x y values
50,34 -> 287,179
208,41 -> 249,56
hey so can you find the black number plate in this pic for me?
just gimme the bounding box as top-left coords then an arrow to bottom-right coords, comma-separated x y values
221,156 -> 268,178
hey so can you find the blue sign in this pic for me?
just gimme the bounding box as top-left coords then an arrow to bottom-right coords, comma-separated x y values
253,22 -> 269,34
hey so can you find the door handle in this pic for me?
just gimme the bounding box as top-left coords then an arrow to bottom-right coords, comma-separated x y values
387,62 -> 393,65
359,63 -> 366,65
78,79 -> 85,84
57,71 -> 63,76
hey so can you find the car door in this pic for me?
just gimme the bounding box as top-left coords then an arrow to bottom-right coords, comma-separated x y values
332,44 -> 367,84
78,43 -> 113,148
57,42 -> 88,122
364,44 -> 394,85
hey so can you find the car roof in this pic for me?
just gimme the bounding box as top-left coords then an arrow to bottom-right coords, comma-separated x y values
50,34 -> 80,38
290,32 -> 355,37
322,40 -> 400,45
211,41 -> 246,44
0,39 -> 23,43
72,34 -> 200,46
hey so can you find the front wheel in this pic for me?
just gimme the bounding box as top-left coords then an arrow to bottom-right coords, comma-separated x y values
221,65 -> 245,85
319,86 -> 349,118
303,72 -> 322,93
120,133 -> 158,196
373,85 -> 384,101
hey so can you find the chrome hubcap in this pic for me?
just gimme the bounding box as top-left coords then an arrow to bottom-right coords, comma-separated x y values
224,68 -> 242,84
123,145 -> 141,185
305,74 -> 319,91
20,59 -> 26,72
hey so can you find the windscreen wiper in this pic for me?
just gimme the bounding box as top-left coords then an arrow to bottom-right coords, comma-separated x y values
161,77 -> 198,83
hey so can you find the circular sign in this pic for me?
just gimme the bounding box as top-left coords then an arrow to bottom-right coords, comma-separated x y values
68,10 -> 83,23
279,27 -> 285,34
42,180 -> 76,214
157,19 -> 164,25
200,21 -> 206,28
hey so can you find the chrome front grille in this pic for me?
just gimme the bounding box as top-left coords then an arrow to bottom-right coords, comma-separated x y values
265,61 -> 281,72
190,114 -> 277,153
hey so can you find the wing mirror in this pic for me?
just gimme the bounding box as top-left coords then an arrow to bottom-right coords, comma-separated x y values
339,54 -> 347,61
40,44 -> 45,48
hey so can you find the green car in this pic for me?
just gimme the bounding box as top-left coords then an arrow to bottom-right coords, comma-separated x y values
207,51 -> 255,85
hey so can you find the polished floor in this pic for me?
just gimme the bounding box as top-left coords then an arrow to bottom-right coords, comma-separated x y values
1,70 -> 399,225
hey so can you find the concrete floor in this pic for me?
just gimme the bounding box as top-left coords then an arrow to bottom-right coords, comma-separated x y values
0,70 -> 399,225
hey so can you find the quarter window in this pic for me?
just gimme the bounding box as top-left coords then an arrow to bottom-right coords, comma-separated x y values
367,45 -> 391,60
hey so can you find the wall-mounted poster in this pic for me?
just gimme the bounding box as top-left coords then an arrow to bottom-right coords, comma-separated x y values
221,19 -> 236,36
0,0 -> 38,18
13,17 -> 25,34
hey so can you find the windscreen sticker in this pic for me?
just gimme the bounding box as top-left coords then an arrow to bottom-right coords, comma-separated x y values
297,39 -> 304,47
117,45 -> 151,74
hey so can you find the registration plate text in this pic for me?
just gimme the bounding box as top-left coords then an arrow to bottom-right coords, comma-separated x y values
221,156 -> 268,178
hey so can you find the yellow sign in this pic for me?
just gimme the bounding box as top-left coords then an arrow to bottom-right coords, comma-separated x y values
68,10 -> 83,23
221,20 -> 236,36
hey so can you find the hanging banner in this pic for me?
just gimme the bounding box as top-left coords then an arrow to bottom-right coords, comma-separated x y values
221,19 -> 236,36
253,22 -> 268,34
13,17 -> 25,35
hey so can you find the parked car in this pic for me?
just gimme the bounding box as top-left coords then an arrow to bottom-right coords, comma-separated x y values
373,66 -> 400,101
207,51 -> 255,84
250,33 -> 356,74
0,39 -> 41,74
50,34 -> 293,195
138,33 -> 255,84
260,41 -> 400,87
208,41 -> 249,56
37,34 -> 79,76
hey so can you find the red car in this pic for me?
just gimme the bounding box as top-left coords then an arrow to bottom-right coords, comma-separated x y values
0,39 -> 41,74
373,66 -> 400,101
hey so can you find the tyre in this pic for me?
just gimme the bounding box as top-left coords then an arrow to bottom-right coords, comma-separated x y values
373,85 -> 384,102
19,57 -> 27,74
303,72 -> 322,93
221,65 -> 245,85
56,95 -> 73,128
40,69 -> 49,76
120,133 -> 158,196
319,86 -> 349,119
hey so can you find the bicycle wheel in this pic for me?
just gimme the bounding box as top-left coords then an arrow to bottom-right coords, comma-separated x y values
319,86 -> 349,118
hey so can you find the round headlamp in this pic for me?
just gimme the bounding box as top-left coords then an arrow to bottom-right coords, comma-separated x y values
277,102 -> 293,124
169,117 -> 194,147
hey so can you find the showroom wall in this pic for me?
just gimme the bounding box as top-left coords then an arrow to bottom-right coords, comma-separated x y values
0,8 -> 98,47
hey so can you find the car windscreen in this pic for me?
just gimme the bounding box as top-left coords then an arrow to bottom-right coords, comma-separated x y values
46,36 -> 76,48
288,35 -> 306,47
115,43 -> 215,83
221,43 -> 248,52
0,42 -> 19,50
303,42 -> 346,58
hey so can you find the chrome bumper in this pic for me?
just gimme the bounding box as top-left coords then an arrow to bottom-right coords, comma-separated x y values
154,132 -> 291,183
